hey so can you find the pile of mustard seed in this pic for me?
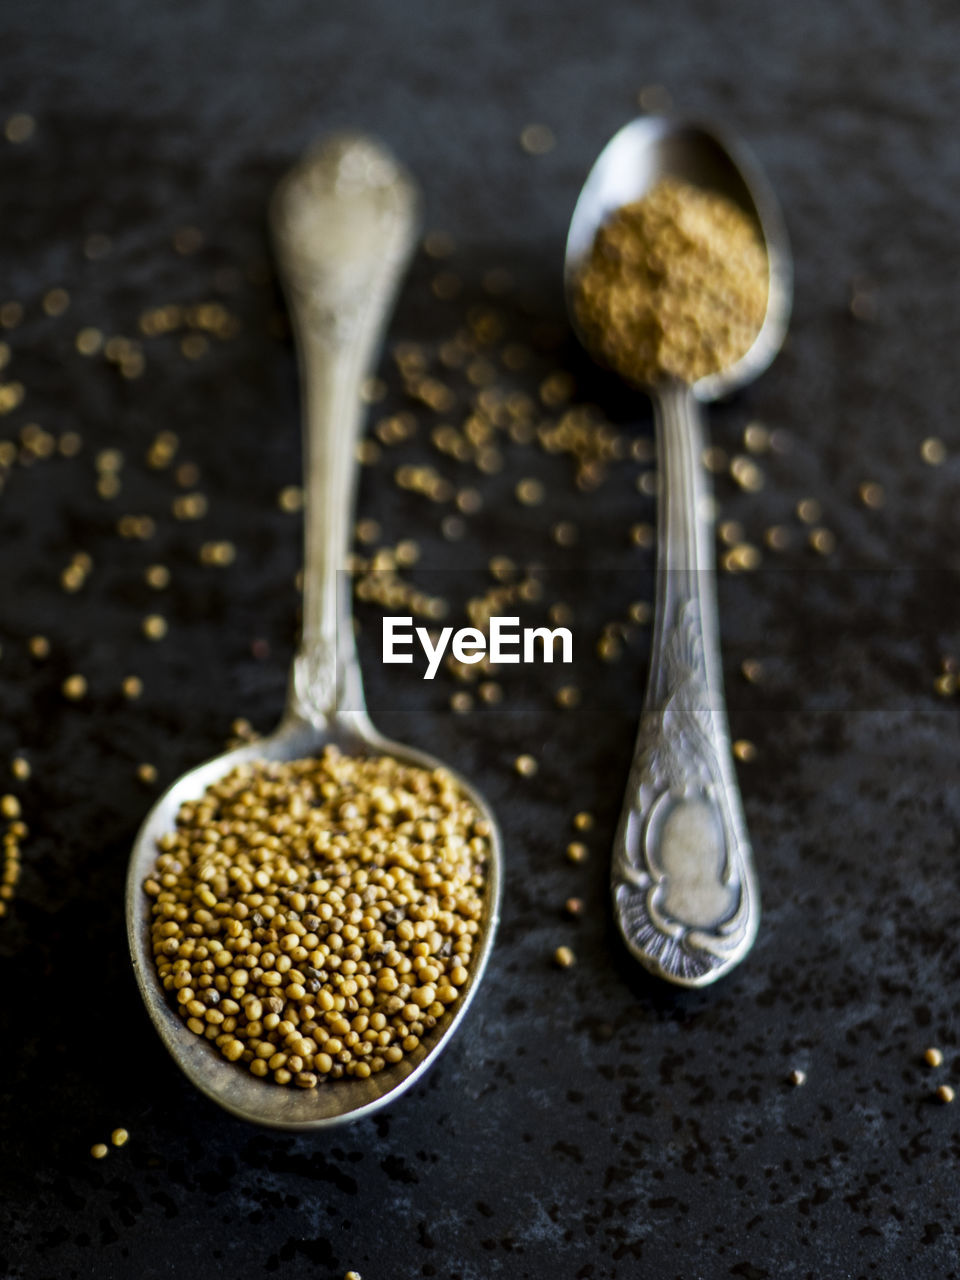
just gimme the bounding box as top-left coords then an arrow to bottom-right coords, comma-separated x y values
144,747 -> 488,1089
573,176 -> 768,386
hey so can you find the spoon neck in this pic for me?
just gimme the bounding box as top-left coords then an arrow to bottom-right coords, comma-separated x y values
286,578 -> 366,731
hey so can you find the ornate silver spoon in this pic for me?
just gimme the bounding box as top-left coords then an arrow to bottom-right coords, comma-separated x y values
564,117 -> 792,987
125,134 -> 502,1127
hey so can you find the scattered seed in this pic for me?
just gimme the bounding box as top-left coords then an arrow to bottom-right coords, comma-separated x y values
111,1128 -> 129,1147
789,1069 -> 806,1087
555,686 -> 580,710
11,757 -> 30,781
858,480 -> 885,509
62,674 -> 87,701
732,740 -> 757,763
808,528 -> 836,556
936,1084 -> 955,1104
137,763 -> 158,785
554,945 -> 576,968
572,812 -> 593,832
924,1047 -> 944,1068
142,614 -> 168,641
741,659 -> 765,683
0,795 -> 21,820
519,123 -> 556,155
27,635 -> 50,660
5,113 -> 35,144
90,1143 -> 108,1160
122,676 -> 144,700
278,485 -> 304,513
514,754 -> 538,777
566,842 -> 588,864
450,692 -> 473,715
515,477 -> 545,506
921,437 -> 947,466
564,897 -> 584,918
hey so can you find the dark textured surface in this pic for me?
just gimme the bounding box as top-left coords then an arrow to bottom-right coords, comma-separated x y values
3,3 -> 960,1278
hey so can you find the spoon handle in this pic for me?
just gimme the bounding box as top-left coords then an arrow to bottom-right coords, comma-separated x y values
612,381 -> 760,987
270,135 -> 421,728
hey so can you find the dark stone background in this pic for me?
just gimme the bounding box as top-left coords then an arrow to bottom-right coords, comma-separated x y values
2,2 -> 960,1277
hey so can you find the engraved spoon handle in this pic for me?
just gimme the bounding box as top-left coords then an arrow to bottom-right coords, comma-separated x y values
270,134 -> 420,728
612,380 -> 760,987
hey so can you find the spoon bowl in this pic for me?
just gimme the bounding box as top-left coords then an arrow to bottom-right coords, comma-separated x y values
126,134 -> 502,1128
564,116 -> 792,400
564,117 -> 791,987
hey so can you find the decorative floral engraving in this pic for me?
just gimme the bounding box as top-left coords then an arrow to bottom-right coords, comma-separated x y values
613,596 -> 758,986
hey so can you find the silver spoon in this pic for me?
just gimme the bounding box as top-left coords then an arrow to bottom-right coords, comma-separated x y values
125,134 -> 502,1128
564,117 -> 791,987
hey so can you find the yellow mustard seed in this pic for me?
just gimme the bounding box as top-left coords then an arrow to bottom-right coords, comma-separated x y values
789,1069 -> 806,1087
514,754 -> 538,778
573,812 -> 594,832
111,1128 -> 129,1147
90,1143 -> 108,1160
142,615 -> 168,641
566,842 -> 588,864
921,437 -> 947,466
278,485 -> 304,513
62,674 -> 87,701
28,635 -> 50,660
0,795 -> 20,820
144,748 -> 488,1088
555,685 -> 580,710
808,528 -> 836,556
733,740 -> 757,763
554,946 -> 576,969
936,1084 -> 955,1104
137,763 -> 158,785
925,1047 -> 944,1068
122,675 -> 143,700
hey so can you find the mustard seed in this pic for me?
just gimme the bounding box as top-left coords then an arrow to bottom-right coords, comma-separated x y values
566,842 -> 589,864
554,946 -> 576,969
62,674 -> 87,701
514,754 -> 538,777
936,1084 -> 954,1104
10,757 -> 29,781
0,795 -> 20,820
122,675 -> 143,700
90,1143 -> 108,1159
278,485 -> 304,513
142,615 -> 168,641
111,1128 -> 129,1147
925,1047 -> 944,1068
789,1069 -> 806,1086
144,748 -> 488,1088
921,437 -> 947,466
